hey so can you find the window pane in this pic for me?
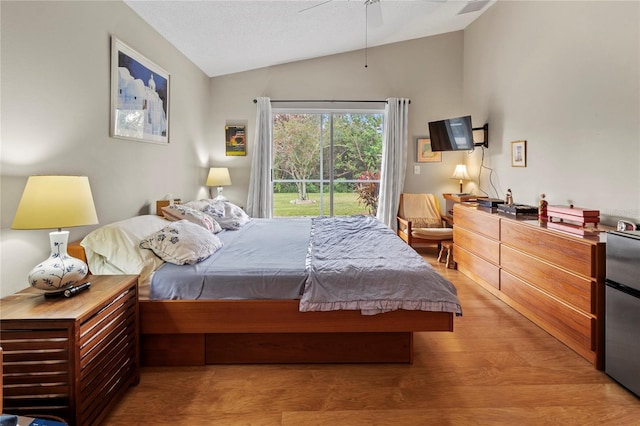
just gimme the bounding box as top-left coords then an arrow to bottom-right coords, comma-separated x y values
333,182 -> 378,216
273,185 -> 323,217
273,111 -> 382,218
332,113 -> 383,181
273,113 -> 322,183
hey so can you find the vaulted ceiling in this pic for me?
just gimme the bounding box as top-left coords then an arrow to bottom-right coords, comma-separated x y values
124,0 -> 495,77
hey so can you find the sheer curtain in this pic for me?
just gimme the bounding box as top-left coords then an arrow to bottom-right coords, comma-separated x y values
246,97 -> 273,218
376,98 -> 410,230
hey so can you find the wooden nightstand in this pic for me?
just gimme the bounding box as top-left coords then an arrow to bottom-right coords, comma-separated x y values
442,193 -> 479,223
0,275 -> 139,425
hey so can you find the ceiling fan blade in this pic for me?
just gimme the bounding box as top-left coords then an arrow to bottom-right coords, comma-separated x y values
298,0 -> 334,13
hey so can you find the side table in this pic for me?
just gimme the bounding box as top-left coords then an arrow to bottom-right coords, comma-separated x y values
0,275 -> 139,425
442,193 -> 479,223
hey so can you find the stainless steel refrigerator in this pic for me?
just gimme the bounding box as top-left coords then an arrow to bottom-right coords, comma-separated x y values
605,230 -> 640,397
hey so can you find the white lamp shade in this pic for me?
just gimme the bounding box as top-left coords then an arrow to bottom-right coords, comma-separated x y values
450,164 -> 470,181
12,175 -> 98,230
206,167 -> 232,187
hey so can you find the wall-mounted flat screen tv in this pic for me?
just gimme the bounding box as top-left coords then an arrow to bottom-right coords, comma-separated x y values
428,115 -> 474,151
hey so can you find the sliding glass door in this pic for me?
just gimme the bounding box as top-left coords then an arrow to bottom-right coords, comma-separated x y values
272,110 -> 383,217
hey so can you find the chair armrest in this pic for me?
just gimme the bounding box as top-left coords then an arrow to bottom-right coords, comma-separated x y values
397,216 -> 412,240
397,216 -> 412,231
397,216 -> 413,244
441,214 -> 453,228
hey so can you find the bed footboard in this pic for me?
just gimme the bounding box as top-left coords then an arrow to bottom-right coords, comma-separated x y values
139,299 -> 453,366
141,332 -> 414,365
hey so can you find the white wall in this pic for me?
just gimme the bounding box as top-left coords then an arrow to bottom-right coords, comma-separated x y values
0,1 -> 211,296
463,0 -> 640,223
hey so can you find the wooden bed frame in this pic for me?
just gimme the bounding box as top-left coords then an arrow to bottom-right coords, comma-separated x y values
69,240 -> 455,366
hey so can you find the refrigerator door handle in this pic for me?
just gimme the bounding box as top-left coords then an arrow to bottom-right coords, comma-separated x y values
606,279 -> 640,298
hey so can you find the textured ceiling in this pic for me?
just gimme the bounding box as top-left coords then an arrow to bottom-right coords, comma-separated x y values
124,0 -> 494,77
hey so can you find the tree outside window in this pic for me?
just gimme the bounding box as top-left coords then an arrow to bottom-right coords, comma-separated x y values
273,111 -> 383,217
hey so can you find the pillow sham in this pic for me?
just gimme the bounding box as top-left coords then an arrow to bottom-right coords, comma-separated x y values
139,220 -> 223,265
201,200 -> 250,230
183,199 -> 213,211
80,215 -> 168,279
161,204 -> 222,233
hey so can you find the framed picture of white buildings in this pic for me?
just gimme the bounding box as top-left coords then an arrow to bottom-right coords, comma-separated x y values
511,140 -> 527,167
110,36 -> 170,144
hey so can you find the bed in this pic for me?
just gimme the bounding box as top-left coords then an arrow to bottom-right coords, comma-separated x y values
69,200 -> 461,366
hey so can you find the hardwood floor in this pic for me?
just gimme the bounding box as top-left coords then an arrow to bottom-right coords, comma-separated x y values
104,249 -> 639,425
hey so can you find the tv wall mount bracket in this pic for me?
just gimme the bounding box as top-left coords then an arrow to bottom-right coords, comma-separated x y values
472,123 -> 489,148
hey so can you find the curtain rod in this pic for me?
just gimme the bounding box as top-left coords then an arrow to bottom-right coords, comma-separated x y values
253,99 -> 410,104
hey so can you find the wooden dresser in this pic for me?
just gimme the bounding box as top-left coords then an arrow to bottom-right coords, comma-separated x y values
0,275 -> 139,425
453,203 -> 606,369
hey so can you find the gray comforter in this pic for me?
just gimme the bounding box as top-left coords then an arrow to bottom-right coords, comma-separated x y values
300,216 -> 462,315
150,216 -> 462,316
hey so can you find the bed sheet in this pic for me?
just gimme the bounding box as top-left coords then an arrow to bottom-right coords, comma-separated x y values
149,218 -> 311,300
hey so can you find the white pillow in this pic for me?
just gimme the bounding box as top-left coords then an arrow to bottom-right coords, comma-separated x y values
201,200 -> 250,230
80,215 -> 168,280
139,220 -> 223,265
183,199 -> 213,211
161,204 -> 222,233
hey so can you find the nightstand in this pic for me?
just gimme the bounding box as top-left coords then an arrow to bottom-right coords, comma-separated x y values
442,193 -> 478,223
0,275 -> 139,425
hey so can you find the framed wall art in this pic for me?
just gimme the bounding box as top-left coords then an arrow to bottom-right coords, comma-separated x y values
511,140 -> 527,167
110,36 -> 170,144
225,125 -> 246,156
416,137 -> 442,163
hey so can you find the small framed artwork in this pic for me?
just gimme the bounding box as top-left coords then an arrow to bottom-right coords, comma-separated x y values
225,125 -> 246,156
511,140 -> 527,167
111,36 -> 170,144
416,137 -> 442,163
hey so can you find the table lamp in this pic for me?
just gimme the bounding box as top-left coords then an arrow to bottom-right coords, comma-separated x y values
451,164 -> 470,194
12,176 -> 98,295
206,167 -> 232,200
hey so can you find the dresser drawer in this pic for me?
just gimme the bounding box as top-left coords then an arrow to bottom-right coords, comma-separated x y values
501,245 -> 594,313
501,270 -> 594,359
456,246 -> 500,290
454,226 -> 500,264
501,220 -> 596,277
453,205 -> 500,240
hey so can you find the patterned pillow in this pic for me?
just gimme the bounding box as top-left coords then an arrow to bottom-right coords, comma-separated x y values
201,200 -> 250,230
161,204 -> 222,233
183,199 -> 213,211
139,220 -> 223,265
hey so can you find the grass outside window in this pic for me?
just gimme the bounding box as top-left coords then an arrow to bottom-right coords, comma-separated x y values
273,192 -> 371,217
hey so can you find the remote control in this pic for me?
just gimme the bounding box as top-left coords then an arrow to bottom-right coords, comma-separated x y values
64,282 -> 91,298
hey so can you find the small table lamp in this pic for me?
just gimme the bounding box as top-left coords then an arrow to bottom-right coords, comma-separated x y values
12,176 -> 98,295
206,167 -> 232,200
451,164 -> 470,194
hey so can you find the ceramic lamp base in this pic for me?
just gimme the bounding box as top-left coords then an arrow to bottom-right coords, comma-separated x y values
214,186 -> 228,201
28,230 -> 88,292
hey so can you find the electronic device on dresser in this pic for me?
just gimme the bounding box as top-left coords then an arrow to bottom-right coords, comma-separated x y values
476,198 -> 504,208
